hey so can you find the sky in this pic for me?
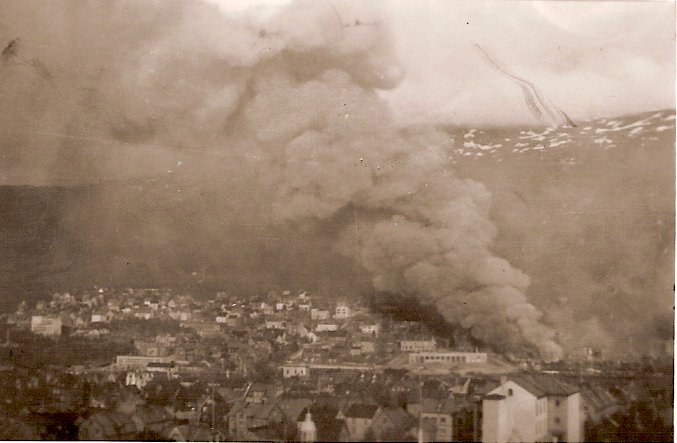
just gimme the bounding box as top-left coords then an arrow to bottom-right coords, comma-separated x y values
0,0 -> 673,358
208,0 -> 676,126
0,0 -> 674,185
382,0 -> 676,125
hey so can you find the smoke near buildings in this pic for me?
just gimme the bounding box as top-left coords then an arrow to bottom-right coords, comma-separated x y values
0,0 -> 673,361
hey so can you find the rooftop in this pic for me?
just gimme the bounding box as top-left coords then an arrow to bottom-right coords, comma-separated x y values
510,374 -> 579,398
345,403 -> 379,419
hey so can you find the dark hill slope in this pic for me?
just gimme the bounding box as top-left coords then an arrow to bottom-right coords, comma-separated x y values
0,109 -> 673,357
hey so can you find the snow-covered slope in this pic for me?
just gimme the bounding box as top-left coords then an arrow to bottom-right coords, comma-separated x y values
447,109 -> 675,164
445,109 -> 675,359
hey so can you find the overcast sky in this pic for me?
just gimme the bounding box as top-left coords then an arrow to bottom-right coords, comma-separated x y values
0,0 -> 674,185
214,0 -> 675,125
381,0 -> 676,125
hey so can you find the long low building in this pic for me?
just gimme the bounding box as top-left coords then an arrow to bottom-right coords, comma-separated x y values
31,316 -> 62,337
400,339 -> 436,352
115,355 -> 175,370
409,351 -> 488,365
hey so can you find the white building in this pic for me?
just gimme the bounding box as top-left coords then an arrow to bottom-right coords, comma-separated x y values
169,310 -> 191,321
133,308 -> 153,320
409,351 -> 488,365
306,331 -> 319,343
265,319 -> 286,330
298,411 -> 317,443
482,374 -> 581,443
91,310 -> 110,323
115,355 -> 174,370
334,302 -> 351,319
125,371 -> 153,389
360,324 -> 380,335
31,316 -> 62,336
315,323 -> 339,332
420,398 -> 454,442
281,364 -> 309,378
311,309 -> 330,321
400,339 -> 436,352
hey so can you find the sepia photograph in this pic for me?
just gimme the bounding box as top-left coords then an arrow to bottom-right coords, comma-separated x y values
0,0 -> 674,441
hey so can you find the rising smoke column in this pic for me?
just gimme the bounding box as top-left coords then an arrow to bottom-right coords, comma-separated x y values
0,0 -> 562,359
236,1 -> 562,360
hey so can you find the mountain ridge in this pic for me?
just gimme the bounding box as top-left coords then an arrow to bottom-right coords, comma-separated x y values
0,108 -> 673,358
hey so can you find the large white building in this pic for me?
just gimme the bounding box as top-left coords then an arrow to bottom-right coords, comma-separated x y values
265,319 -> 286,330
125,371 -> 154,389
280,364 -> 309,378
315,323 -> 339,332
400,339 -> 436,352
482,374 -> 582,443
420,398 -> 454,442
409,351 -> 488,365
31,316 -> 62,336
334,302 -> 351,319
115,355 -> 175,370
360,324 -> 380,335
310,309 -> 330,321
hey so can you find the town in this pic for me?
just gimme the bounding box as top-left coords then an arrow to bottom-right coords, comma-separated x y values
0,287 -> 672,442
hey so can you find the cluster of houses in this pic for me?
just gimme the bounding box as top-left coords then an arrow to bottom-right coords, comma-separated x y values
0,287 -> 672,441
72,371 -> 630,442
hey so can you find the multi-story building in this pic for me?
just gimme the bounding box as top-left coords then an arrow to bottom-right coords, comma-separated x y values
265,319 -> 286,330
169,310 -> 191,321
334,302 -> 351,319
311,309 -> 330,321
298,411 -> 317,443
580,385 -> 618,424
133,307 -> 153,320
227,400 -> 285,440
115,355 -> 175,370
358,341 -> 376,354
420,398 -> 455,442
91,310 -> 110,323
342,403 -> 380,441
125,371 -> 154,389
409,351 -> 488,365
134,339 -> 171,357
179,320 -> 222,337
482,374 -> 581,443
315,323 -> 339,332
400,339 -> 436,352
280,364 -> 309,378
360,324 -> 380,335
31,315 -> 62,336
371,407 -> 418,441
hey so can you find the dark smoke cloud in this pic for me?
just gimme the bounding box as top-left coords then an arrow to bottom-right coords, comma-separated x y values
484,123 -> 674,359
16,0 -> 666,360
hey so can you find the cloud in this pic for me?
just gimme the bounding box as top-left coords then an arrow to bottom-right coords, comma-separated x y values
382,0 -> 675,125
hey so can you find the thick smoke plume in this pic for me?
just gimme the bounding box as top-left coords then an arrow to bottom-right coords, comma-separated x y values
0,0 -> 567,358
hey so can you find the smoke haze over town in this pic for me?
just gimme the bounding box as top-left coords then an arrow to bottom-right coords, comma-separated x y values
0,0 -> 674,362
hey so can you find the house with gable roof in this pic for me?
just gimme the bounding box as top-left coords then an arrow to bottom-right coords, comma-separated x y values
370,406 -> 418,441
296,405 -> 348,442
419,398 -> 455,442
78,411 -> 140,440
342,403 -> 380,441
482,374 -> 582,443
